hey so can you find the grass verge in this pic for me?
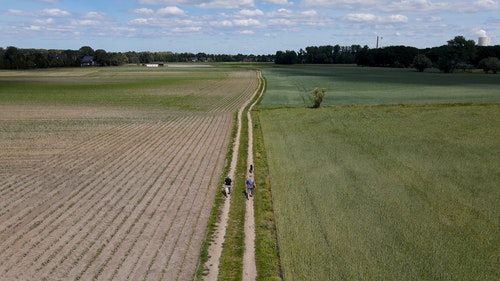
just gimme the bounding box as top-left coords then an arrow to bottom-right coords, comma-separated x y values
216,103 -> 249,280
253,108 -> 282,281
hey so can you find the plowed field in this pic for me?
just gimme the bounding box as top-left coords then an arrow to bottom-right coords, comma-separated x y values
0,67 -> 258,280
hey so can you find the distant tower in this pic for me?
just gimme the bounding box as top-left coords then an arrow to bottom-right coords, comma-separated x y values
478,36 -> 490,46
376,36 -> 383,48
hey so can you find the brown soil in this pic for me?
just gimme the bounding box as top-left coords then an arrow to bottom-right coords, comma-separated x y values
0,70 -> 258,280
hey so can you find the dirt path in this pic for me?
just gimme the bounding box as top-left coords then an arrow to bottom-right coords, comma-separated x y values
204,70 -> 264,281
242,70 -> 264,281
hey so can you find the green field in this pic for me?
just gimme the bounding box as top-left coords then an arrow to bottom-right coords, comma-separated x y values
2,65 -> 499,280
0,66 -> 233,110
257,65 -> 499,280
261,65 -> 500,107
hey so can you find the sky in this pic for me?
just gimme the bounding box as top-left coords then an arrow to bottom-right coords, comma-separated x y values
1,0 -> 499,54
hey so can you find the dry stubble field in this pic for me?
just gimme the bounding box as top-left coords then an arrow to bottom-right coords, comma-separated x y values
0,67 -> 258,280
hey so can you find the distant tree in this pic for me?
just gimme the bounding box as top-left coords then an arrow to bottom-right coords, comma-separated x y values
355,45 -> 373,66
94,49 -> 110,66
139,51 -> 154,63
0,47 -> 5,69
310,88 -> 326,108
275,50 -> 297,64
78,46 -> 94,58
109,53 -> 128,66
447,35 -> 476,64
437,56 -> 456,73
333,44 -> 341,63
4,46 -> 28,69
32,51 -> 49,68
63,49 -> 80,67
479,57 -> 500,74
413,54 -> 432,72
297,48 -> 306,63
475,46 -> 500,65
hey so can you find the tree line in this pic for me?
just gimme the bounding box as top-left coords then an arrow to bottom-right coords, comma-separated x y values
275,36 -> 500,73
0,46 -> 274,69
2,36 -> 500,73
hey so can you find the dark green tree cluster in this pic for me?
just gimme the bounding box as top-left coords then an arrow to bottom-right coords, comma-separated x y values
274,36 -> 500,74
413,54 -> 433,72
298,45 -> 361,64
478,57 -> 500,74
0,46 -> 274,69
274,50 -> 298,64
0,46 -> 128,69
123,51 -> 272,64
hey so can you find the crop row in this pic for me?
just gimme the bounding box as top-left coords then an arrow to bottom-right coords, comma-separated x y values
206,71 -> 260,113
0,113 -> 232,280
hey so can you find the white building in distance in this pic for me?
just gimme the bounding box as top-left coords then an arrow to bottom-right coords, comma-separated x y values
478,36 -> 490,46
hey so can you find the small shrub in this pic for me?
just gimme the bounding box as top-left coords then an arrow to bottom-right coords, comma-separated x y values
310,87 -> 326,108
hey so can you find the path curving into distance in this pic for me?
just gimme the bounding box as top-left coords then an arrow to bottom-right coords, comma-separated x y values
242,70 -> 265,281
203,70 -> 265,281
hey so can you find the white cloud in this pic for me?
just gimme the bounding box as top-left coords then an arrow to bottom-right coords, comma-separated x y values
264,32 -> 278,38
302,0 -> 500,13
210,20 -> 233,27
84,12 -> 106,19
238,9 -> 264,16
302,0 -> 380,9
263,7 -> 331,30
134,8 -> 155,15
475,29 -> 488,37
387,14 -> 408,23
345,13 -> 408,23
5,9 -> 29,16
34,18 -> 55,25
300,10 -> 317,17
172,26 -> 202,33
261,0 -> 294,5
345,13 -> 378,22
39,8 -> 71,17
129,18 -> 150,26
157,6 -> 186,16
233,18 -> 261,27
26,25 -> 42,31
239,30 -> 254,34
139,0 -> 191,5
197,0 -> 255,9
72,19 -> 100,26
139,0 -> 255,9
267,8 -> 294,17
474,0 -> 499,9
268,18 -> 294,27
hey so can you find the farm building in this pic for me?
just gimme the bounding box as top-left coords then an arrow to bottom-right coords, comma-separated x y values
145,62 -> 165,67
81,56 -> 98,67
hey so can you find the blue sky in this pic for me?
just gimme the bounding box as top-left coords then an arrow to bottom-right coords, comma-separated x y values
1,0 -> 499,54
